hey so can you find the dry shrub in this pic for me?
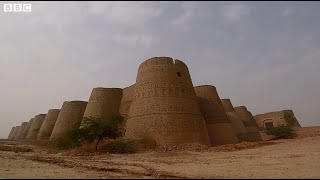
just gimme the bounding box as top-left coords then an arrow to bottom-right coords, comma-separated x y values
0,145 -> 33,153
104,139 -> 137,154
210,141 -> 277,152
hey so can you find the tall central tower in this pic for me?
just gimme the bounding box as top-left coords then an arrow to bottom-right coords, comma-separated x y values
124,57 -> 210,146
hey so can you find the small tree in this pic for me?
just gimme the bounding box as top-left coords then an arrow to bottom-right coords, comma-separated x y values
54,122 -> 87,149
81,115 -> 126,151
265,125 -> 296,139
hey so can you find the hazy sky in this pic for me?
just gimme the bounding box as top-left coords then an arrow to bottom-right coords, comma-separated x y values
1,1 -> 320,138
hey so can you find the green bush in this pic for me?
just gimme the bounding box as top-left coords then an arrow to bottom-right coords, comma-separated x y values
81,115 -> 127,151
54,123 -> 88,150
105,139 -> 136,154
54,115 -> 127,151
54,137 -> 77,150
265,125 -> 296,139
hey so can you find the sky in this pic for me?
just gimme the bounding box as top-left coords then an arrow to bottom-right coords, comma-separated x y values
1,1 -> 320,138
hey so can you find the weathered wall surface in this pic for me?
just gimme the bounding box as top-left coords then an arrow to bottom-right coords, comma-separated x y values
254,110 -> 301,130
119,84 -> 135,117
12,126 -> 23,140
255,111 -> 287,130
50,101 -> 87,141
234,106 -> 262,141
227,112 -> 248,135
7,127 -> 15,140
14,122 -> 28,140
10,126 -> 20,141
82,88 -> 123,123
25,114 -> 47,140
284,110 -> 302,127
194,86 -> 239,145
221,99 -> 235,112
20,118 -> 34,140
125,57 -> 210,146
221,99 -> 248,136
37,109 -> 60,141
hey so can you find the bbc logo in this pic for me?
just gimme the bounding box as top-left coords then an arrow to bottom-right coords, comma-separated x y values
4,4 -> 32,12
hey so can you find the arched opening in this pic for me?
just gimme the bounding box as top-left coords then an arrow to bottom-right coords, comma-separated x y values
176,72 -> 182,77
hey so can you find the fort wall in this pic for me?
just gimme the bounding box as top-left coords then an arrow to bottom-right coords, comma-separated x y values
37,109 -> 60,141
10,126 -> 20,140
20,118 -> 34,140
50,101 -> 87,141
194,86 -> 239,145
82,88 -> 123,123
119,84 -> 135,117
125,57 -> 210,146
14,122 -> 28,140
254,110 -> 302,130
234,106 -> 262,141
25,114 -> 47,140
7,127 -> 15,140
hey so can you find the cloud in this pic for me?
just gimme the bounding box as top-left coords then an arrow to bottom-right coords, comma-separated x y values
172,2 -> 199,26
282,7 -> 293,16
223,2 -> 251,23
87,2 -> 163,26
111,33 -> 153,47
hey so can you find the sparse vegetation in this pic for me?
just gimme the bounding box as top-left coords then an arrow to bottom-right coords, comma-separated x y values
54,122 -> 87,150
105,139 -> 136,154
265,125 -> 296,139
54,115 -> 127,152
81,115 -> 127,151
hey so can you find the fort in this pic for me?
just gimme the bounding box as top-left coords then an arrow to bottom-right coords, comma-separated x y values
49,101 -> 87,141
6,56 -> 303,147
254,110 -> 302,130
37,109 -> 60,141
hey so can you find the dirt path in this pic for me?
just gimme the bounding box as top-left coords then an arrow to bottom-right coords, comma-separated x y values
1,136 -> 320,178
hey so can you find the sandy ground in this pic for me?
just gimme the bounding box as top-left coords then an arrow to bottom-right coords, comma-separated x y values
1,131 -> 320,178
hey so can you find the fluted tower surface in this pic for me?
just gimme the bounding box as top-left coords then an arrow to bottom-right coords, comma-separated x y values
13,126 -> 23,140
10,126 -> 20,141
194,86 -> 238,145
82,88 -> 123,123
8,127 -> 17,140
14,122 -> 28,140
7,127 -> 15,140
125,57 -> 210,146
221,99 -> 247,136
119,84 -> 135,117
234,106 -> 262,141
50,101 -> 87,141
283,110 -> 302,127
20,118 -> 34,140
221,99 -> 235,112
37,109 -> 60,141
26,114 -> 47,140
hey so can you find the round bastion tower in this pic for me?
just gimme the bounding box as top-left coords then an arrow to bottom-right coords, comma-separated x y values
37,109 -> 60,141
14,122 -> 28,140
194,86 -> 239,145
221,99 -> 248,141
25,114 -> 47,140
7,127 -> 15,140
50,101 -> 87,141
234,106 -> 262,141
8,127 -> 18,140
124,57 -> 210,146
20,118 -> 34,140
10,126 -> 20,140
81,88 -> 123,126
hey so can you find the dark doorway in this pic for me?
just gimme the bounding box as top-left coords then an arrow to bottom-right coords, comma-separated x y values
265,122 -> 274,130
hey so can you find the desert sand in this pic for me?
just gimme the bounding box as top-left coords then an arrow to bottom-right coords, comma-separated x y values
1,128 -> 320,179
